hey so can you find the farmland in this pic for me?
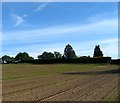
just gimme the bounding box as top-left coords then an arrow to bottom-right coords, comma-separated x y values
2,64 -> 119,101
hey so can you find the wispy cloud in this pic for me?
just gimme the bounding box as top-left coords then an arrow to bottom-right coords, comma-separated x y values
34,0 -> 52,12
89,10 -> 118,22
23,14 -> 28,18
11,13 -> 27,27
3,18 -> 117,43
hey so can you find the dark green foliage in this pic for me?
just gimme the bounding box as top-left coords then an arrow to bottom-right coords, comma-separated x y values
20,57 -> 112,64
93,45 -> 103,57
64,44 -> 76,59
2,55 -> 14,63
29,57 -> 34,60
54,51 -> 62,59
38,52 -> 55,60
110,59 -> 120,64
15,52 -> 34,61
80,56 -> 90,58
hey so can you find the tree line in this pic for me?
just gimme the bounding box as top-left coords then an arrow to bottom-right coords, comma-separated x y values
1,44 -> 104,63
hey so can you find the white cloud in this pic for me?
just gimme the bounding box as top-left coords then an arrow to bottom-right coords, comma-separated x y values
3,18 -> 117,43
11,13 -> 26,27
34,1 -> 52,12
23,14 -> 28,18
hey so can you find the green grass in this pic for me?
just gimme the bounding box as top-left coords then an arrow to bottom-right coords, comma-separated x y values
2,63 -> 117,80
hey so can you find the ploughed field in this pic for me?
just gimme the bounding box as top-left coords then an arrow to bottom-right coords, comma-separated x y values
2,64 -> 119,101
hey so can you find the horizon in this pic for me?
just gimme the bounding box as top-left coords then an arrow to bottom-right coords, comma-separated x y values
2,2 -> 118,59
0,44 -> 117,59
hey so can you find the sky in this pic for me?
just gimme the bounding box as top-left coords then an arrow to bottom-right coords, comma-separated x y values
2,2 -> 118,59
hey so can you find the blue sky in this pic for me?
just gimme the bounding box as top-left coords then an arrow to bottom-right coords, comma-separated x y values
2,2 -> 118,58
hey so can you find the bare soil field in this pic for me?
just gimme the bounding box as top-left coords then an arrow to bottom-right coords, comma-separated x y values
2,64 -> 119,101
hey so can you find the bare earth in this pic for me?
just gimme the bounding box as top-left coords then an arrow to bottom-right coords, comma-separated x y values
2,64 -> 119,101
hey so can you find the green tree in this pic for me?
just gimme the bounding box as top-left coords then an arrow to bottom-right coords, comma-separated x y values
63,44 -> 76,59
15,52 -> 34,61
54,51 -> 62,59
93,45 -> 103,57
38,52 -> 55,60
2,55 -> 14,63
